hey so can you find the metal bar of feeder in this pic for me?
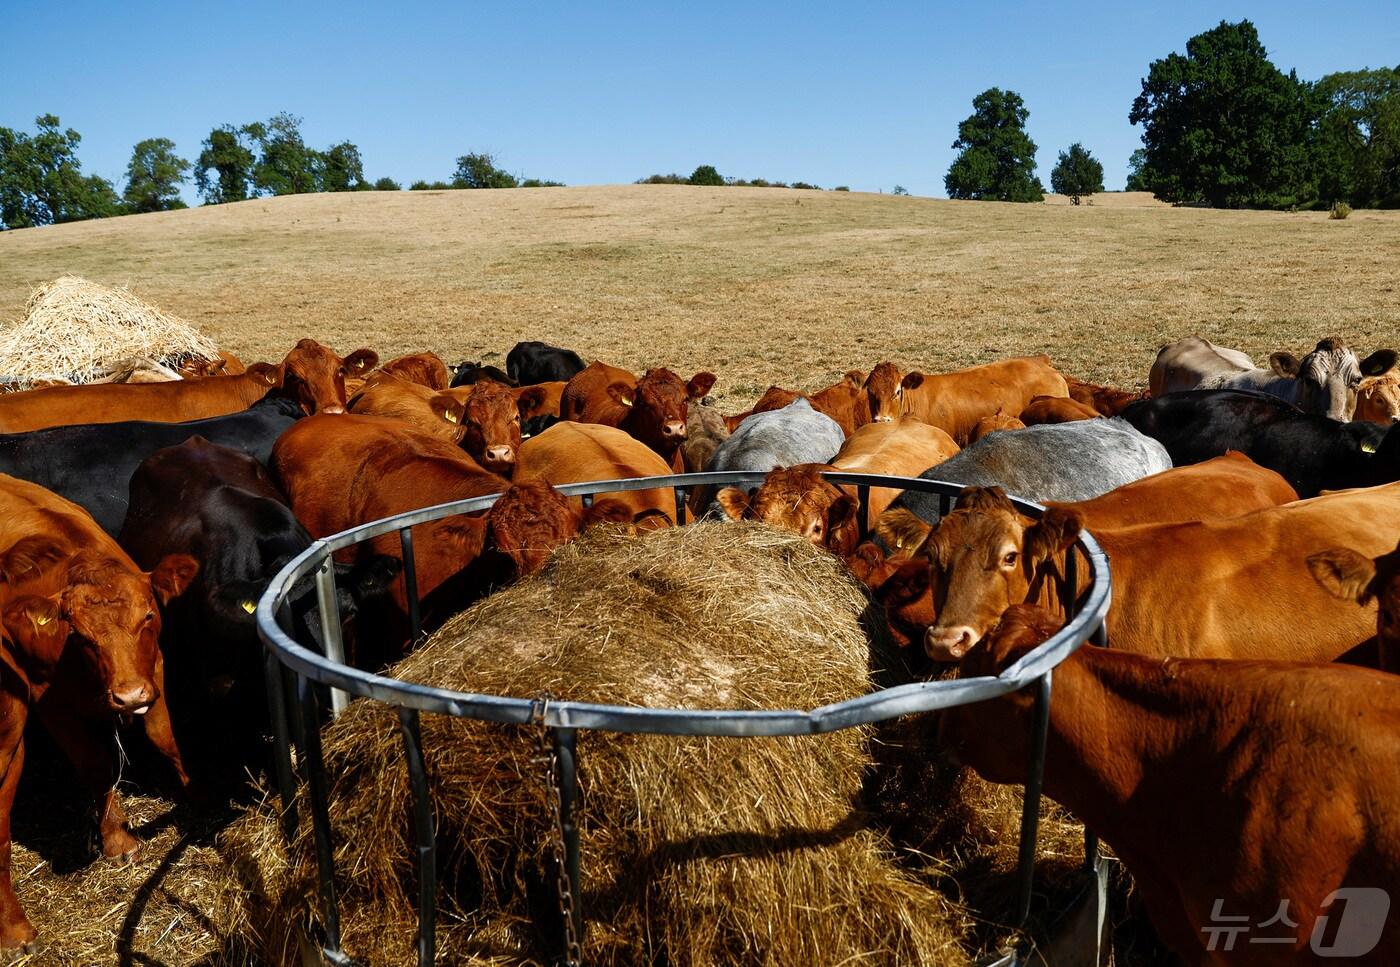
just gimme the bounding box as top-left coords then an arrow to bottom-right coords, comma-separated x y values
400,526 -> 422,648
399,707 -> 436,967
299,676 -> 344,957
314,561 -> 349,715
265,649 -> 299,839
1014,670 -> 1054,927
673,486 -> 687,525
554,727 -> 584,954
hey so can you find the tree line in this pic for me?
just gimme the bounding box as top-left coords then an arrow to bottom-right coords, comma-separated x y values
947,20 -> 1400,210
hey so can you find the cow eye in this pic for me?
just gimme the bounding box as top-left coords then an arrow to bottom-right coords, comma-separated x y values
812,522 -> 823,533
338,366 -> 347,377
144,611 -> 155,622
1002,551 -> 1018,567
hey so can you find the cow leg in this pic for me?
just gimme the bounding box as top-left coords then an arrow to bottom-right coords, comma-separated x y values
0,700 -> 35,952
34,703 -> 140,863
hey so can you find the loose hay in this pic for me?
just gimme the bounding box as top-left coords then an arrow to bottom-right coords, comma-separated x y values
219,522 -> 974,966
0,276 -> 220,388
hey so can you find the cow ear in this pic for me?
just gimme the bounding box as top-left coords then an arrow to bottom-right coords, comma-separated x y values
1308,549 -> 1377,604
687,372 -> 717,401
344,349 -> 379,376
826,494 -> 861,557
1025,508 -> 1082,565
606,382 -> 635,408
150,554 -> 200,605
430,394 -> 465,425
874,508 -> 931,555
1361,350 -> 1399,377
715,487 -> 750,521
516,386 -> 547,413
431,517 -> 487,558
248,362 -> 283,387
843,370 -> 866,386
1269,352 -> 1301,378
2,595 -> 66,654
0,536 -> 68,584
584,498 -> 634,527
880,558 -> 932,606
900,372 -> 924,391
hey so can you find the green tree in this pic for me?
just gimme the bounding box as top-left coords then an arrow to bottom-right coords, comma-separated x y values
1049,143 -> 1105,204
453,152 -> 517,189
122,137 -> 189,213
1124,148 -> 1152,191
372,176 -> 402,191
320,141 -> 366,192
944,88 -> 1044,201
520,177 -> 565,187
687,164 -> 725,186
195,124 -> 258,204
0,114 -> 120,229
248,113 -> 321,195
1129,20 -> 1317,209
1314,67 -> 1400,207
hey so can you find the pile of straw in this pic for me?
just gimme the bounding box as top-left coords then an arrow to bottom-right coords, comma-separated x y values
218,522 -> 973,965
0,276 -> 220,388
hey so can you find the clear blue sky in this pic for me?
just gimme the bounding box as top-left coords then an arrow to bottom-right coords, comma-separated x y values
4,1 -> 1398,202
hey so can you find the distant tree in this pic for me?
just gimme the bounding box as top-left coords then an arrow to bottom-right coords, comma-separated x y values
248,113 -> 321,195
372,176 -> 401,191
944,88 -> 1044,202
790,181 -> 821,190
1314,66 -> 1400,207
122,137 -> 189,213
409,179 -> 452,190
0,114 -> 120,229
320,141 -> 366,192
832,185 -> 850,191
453,152 -> 518,189
688,164 -> 724,186
1049,143 -> 1105,204
891,185 -> 910,196
520,178 -> 565,187
1124,148 -> 1152,191
637,173 -> 687,184
1129,20 -> 1317,208
194,124 -> 258,204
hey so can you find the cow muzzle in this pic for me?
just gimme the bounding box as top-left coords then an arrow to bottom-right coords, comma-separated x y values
484,445 -> 516,469
661,420 -> 686,440
873,414 -> 894,424
109,682 -> 157,715
320,403 -> 347,415
925,626 -> 977,662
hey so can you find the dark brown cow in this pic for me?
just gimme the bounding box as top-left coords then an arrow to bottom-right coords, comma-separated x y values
559,362 -> 716,471
943,605 -> 1400,966
1064,375 -> 1147,417
514,381 -> 566,421
0,338 -> 376,433
865,357 -> 1069,445
1018,394 -> 1100,425
0,475 -> 198,951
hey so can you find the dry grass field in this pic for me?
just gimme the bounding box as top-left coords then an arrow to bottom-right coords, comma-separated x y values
3,185 -> 1398,409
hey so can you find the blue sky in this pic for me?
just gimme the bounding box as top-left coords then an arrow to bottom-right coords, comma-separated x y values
4,1 -> 1398,202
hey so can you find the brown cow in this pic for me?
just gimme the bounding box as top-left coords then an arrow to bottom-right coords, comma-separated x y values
0,338 -> 377,433
943,605 -> 1400,966
516,422 -> 678,525
1309,538 -> 1400,673
715,418 -> 960,549
878,481 -> 1400,663
727,385 -> 801,433
515,381 -> 566,421
348,374 -> 521,474
175,351 -> 247,379
684,400 -> 730,472
376,351 -> 451,390
559,362 -> 716,471
1064,375 -> 1146,417
0,476 -> 198,951
967,412 -> 1026,442
1356,372 -> 1400,424
1018,394 -> 1100,425
730,372 -> 873,437
866,356 -> 1069,444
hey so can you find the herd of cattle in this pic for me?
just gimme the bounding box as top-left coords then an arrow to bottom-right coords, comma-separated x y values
0,333 -> 1397,960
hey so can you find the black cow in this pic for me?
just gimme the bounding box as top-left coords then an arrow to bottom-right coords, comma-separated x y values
505,340 -> 586,385
0,395 -> 301,536
450,361 -> 517,388
1121,390 -> 1389,498
118,437 -> 399,773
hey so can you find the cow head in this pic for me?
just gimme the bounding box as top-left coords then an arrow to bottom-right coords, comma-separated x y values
1357,373 -> 1400,424
616,369 -> 716,460
848,542 -> 936,651
1308,539 -> 1400,673
969,411 -> 1026,442
1269,338 -> 1397,422
486,481 -> 634,578
875,489 -> 1081,661
458,379 -> 522,474
863,362 -> 904,423
715,464 -> 861,555
1,542 -> 198,714
275,339 -> 379,415
379,352 -> 450,390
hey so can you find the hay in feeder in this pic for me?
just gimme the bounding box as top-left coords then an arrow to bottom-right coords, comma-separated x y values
0,276 -> 220,388
218,522 -> 974,966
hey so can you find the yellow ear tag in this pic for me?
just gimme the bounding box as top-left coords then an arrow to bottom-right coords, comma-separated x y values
621,397 -> 634,407
444,410 -> 459,424
241,600 -> 257,614
34,613 -> 51,626
1363,442 -> 1378,453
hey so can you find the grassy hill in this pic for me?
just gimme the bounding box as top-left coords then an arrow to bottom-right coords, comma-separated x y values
2,185 -> 1397,407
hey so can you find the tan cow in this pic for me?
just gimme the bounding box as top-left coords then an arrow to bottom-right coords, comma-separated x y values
864,356 -> 1069,444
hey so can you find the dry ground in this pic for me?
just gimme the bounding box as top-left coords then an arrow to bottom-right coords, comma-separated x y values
2,185 -> 1397,409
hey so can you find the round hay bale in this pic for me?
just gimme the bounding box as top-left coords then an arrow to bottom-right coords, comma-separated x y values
219,522 -> 972,965
0,276 -> 220,388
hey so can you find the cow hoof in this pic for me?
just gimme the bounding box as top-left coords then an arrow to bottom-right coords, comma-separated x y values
0,936 -> 39,959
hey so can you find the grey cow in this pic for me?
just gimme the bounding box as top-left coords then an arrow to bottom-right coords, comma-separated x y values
1149,335 -> 1397,422
696,398 -> 845,515
892,418 -> 1172,522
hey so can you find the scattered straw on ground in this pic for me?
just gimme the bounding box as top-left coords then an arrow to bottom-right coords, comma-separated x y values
0,275 -> 219,388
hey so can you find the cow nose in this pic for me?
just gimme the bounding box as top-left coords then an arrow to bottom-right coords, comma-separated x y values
321,403 -> 346,415
109,683 -> 156,715
662,420 -> 686,439
925,626 -> 976,662
873,414 -> 894,423
485,445 -> 516,467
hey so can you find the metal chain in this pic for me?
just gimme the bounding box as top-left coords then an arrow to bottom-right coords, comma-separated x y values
531,693 -> 582,967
